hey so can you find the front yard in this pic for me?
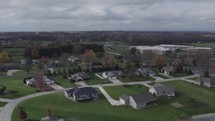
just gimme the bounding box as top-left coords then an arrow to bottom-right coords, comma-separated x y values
0,76 -> 36,99
12,92 -> 183,121
104,84 -> 148,100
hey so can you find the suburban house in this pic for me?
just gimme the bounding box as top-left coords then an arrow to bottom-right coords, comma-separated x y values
68,72 -> 90,82
161,66 -> 176,75
1,63 -> 19,71
135,67 -> 156,77
102,70 -> 123,79
20,59 -> 27,65
194,76 -> 215,88
68,56 -> 79,63
149,83 -> 175,97
119,93 -> 157,109
24,76 -> 55,86
41,116 -> 76,121
64,87 -> 98,101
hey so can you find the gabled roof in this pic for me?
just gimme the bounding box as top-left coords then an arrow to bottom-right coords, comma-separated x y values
162,66 -> 175,72
198,76 -> 215,84
153,83 -> 175,93
130,93 -> 156,104
104,70 -> 123,77
119,94 -> 129,101
66,87 -> 98,96
71,72 -> 90,80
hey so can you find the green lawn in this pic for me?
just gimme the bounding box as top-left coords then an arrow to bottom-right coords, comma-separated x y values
12,92 -> 183,121
0,76 -> 36,99
0,102 -> 7,107
104,85 -> 148,100
164,81 -> 215,115
171,72 -> 190,78
85,74 -> 111,85
51,75 -> 77,88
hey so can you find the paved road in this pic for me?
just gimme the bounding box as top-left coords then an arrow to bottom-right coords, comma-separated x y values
98,86 -> 123,106
191,113 -> 215,121
0,74 -> 200,121
0,90 -> 64,121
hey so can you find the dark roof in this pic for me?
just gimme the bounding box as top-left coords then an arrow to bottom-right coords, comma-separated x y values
198,76 -> 215,84
66,87 -> 98,96
105,70 -> 123,77
71,72 -> 90,80
153,83 -> 175,93
130,93 -> 156,104
119,94 -> 129,101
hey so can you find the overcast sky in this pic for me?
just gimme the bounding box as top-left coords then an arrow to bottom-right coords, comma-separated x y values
0,0 -> 215,31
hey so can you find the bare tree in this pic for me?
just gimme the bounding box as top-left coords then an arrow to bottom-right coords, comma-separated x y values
101,53 -> 115,68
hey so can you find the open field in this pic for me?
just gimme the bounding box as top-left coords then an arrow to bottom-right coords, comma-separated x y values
0,76 -> 36,99
11,92 -> 183,121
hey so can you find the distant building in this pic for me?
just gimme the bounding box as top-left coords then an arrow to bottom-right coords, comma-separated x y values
135,67 -> 156,77
68,56 -> 79,64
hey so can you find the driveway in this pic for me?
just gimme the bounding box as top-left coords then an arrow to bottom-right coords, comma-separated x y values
109,78 -> 122,84
98,86 -> 123,106
0,90 -> 64,121
7,69 -> 21,76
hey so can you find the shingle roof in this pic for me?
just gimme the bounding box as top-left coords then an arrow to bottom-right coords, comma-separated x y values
130,93 -> 156,104
66,87 -> 98,96
153,83 -> 175,93
105,70 -> 123,77
119,94 -> 129,101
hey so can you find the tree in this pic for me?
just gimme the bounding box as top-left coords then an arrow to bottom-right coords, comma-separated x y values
45,107 -> 52,116
18,106 -> 27,121
83,49 -> 96,66
31,48 -> 40,59
101,53 -> 115,68
34,74 -> 45,90
40,56 -> 47,64
155,56 -> 166,70
24,59 -> 32,74
38,62 -> 45,70
204,68 -> 210,77
73,44 -> 82,56
0,51 -> 9,63
139,51 -> 155,66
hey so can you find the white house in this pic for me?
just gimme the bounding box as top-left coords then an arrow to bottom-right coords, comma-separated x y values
102,70 -> 123,79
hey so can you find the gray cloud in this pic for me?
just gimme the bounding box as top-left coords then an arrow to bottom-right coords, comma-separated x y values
0,0 -> 215,31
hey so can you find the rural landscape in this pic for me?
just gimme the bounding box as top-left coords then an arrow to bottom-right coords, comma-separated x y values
1,0 -> 215,121
0,31 -> 215,121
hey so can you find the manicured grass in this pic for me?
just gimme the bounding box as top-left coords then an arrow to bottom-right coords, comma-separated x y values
85,74 -> 111,85
12,92 -> 184,121
188,77 -> 199,80
121,76 -> 154,82
104,85 -> 148,100
164,81 -> 215,115
0,76 -> 36,99
51,75 -> 77,88
171,72 -> 190,78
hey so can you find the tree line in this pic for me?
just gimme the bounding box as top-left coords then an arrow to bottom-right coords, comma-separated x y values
24,44 -> 104,59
